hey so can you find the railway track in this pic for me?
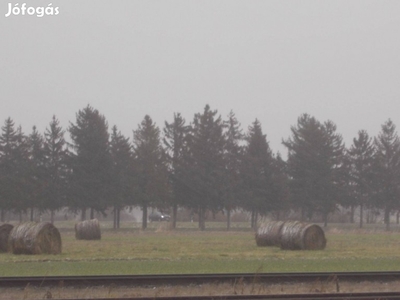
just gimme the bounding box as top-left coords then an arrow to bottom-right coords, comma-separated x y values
2,272 -> 400,299
1,271 -> 400,288
37,292 -> 400,300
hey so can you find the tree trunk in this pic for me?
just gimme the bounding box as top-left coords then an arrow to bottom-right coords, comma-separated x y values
30,208 -> 34,222
251,211 -> 258,229
0,209 -> 4,222
350,205 -> 355,223
50,210 -> 54,224
90,208 -> 94,219
19,211 -> 22,223
172,204 -> 178,230
198,207 -> 206,231
113,206 -> 117,229
359,204 -> 363,228
198,209 -> 202,230
81,208 -> 86,221
250,209 -> 255,229
202,209 -> 206,230
323,212 -> 328,227
255,212 -> 258,228
385,207 -> 390,231
117,208 -> 120,229
227,208 -> 231,231
397,211 -> 399,225
142,205 -> 147,230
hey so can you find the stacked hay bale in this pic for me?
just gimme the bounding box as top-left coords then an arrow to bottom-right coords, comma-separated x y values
256,220 -> 326,250
75,219 -> 101,240
0,224 -> 13,252
8,222 -> 62,255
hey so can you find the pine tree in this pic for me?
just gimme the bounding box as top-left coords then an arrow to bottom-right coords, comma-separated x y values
348,130 -> 375,228
27,126 -> 47,221
110,125 -> 133,229
133,115 -> 169,230
373,119 -> 400,231
187,105 -> 225,230
283,114 -> 346,226
68,105 -> 113,220
163,113 -> 190,229
241,119 -> 276,228
222,111 -> 244,230
271,152 -> 290,220
283,114 -> 322,220
319,120 -> 347,226
10,125 -> 30,220
0,120 -> 30,221
0,118 -> 19,221
44,116 -> 69,223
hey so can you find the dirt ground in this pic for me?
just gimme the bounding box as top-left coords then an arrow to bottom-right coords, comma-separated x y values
1,280 -> 400,299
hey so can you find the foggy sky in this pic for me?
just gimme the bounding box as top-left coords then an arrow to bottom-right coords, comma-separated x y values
1,1 -> 400,154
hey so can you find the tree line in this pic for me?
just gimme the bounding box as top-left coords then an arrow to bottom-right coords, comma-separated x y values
0,104 -> 399,230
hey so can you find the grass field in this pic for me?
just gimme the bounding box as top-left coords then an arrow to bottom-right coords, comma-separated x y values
1,221 -> 400,276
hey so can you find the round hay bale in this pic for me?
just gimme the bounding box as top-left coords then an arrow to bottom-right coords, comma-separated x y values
280,221 -> 326,250
255,221 -> 284,247
8,222 -> 62,255
0,223 -> 13,252
75,219 -> 101,240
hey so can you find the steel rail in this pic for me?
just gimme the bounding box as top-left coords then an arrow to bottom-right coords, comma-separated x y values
1,271 -> 400,288
51,291 -> 400,300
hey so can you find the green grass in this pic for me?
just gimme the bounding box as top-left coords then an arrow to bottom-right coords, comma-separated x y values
1,222 -> 400,276
1,258 -> 399,276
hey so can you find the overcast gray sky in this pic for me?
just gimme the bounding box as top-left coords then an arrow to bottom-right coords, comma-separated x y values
1,1 -> 400,154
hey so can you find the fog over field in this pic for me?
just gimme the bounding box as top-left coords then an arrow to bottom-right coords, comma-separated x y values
1,1 -> 400,154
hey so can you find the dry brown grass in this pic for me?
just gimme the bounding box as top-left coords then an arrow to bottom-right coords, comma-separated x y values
1,280 -> 400,299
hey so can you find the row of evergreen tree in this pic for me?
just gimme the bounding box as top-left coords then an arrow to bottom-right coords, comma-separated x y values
0,105 -> 399,230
